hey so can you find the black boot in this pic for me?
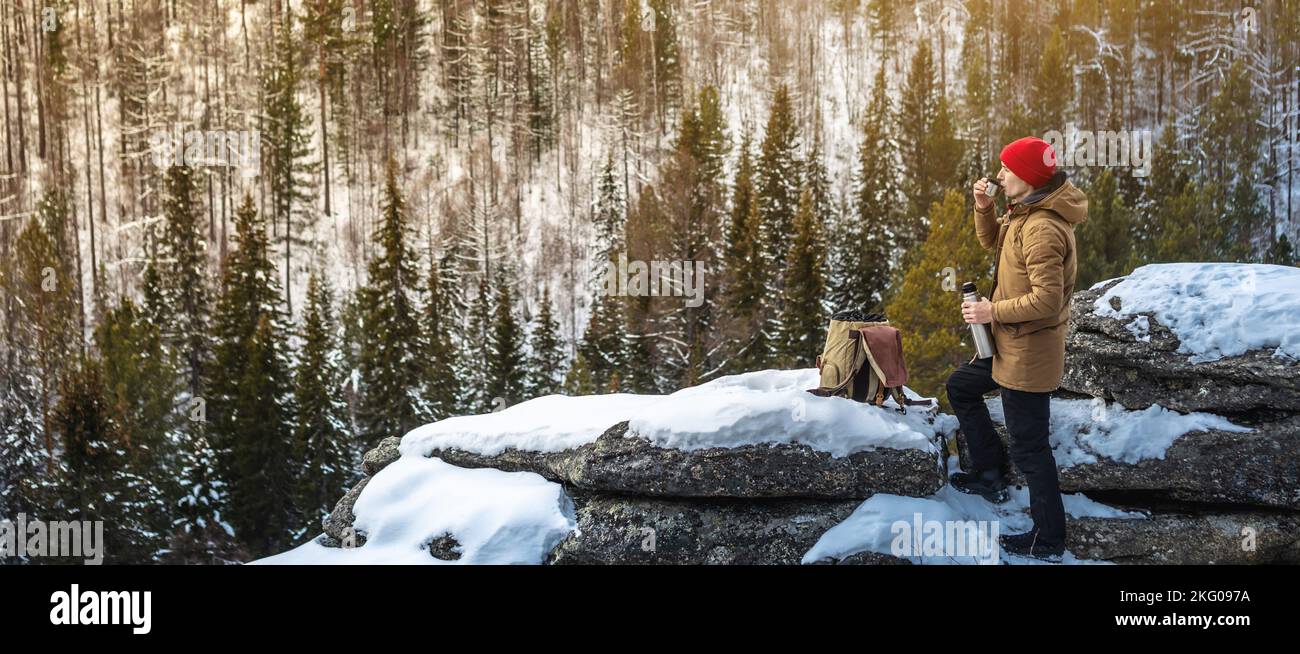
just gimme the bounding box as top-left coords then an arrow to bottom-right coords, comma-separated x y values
949,468 -> 1009,504
999,530 -> 1065,562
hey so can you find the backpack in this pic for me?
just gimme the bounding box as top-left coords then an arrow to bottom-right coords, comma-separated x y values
806,314 -> 932,413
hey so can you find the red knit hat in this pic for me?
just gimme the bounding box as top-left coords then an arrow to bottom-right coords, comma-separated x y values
1000,136 -> 1057,188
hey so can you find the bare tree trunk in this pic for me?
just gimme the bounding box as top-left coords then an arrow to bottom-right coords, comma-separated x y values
77,0 -> 97,301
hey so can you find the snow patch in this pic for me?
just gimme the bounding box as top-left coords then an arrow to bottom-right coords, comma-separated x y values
251,457 -> 575,565
1124,315 -> 1151,342
400,393 -> 664,457
803,485 -> 1143,565
628,368 -> 951,457
1093,263 -> 1300,362
401,369 -> 953,460
988,397 -> 1251,466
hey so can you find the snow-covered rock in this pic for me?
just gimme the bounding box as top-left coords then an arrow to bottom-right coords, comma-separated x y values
1065,264 -> 1300,413
1043,264 -> 1300,509
1092,263 -> 1300,363
547,492 -> 864,565
266,312 -> 1300,566
1067,511 -> 1300,564
802,485 -> 1143,565
403,369 -> 952,459
402,369 -> 953,499
256,457 -> 575,565
954,398 -> 1299,509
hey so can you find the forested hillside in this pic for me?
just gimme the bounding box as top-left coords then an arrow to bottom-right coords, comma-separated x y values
1,0 -> 1295,561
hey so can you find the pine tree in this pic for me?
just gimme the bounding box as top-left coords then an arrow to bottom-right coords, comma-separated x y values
294,271 -> 353,535
722,129 -> 770,372
1031,26 -> 1072,134
615,189 -> 660,391
593,152 -> 626,280
580,289 -> 630,393
227,315 -> 300,554
465,274 -> 495,412
1077,169 -> 1135,288
94,297 -> 178,558
486,268 -> 526,407
158,165 -> 211,399
678,85 -> 729,185
803,130 -> 835,229
562,351 -> 597,395
867,0 -> 900,58
885,190 -> 994,409
1203,61 -> 1268,260
724,128 -> 759,279
52,360 -> 155,563
623,325 -> 659,394
140,250 -> 167,333
898,39 -> 939,239
1138,128 -> 1213,263
897,40 -> 960,254
209,194 -> 298,555
262,11 -> 317,314
523,0 -> 558,160
960,0 -> 995,167
158,241 -> 233,564
1266,234 -> 1297,267
420,256 -> 463,420
757,84 -> 801,280
658,97 -> 725,386
831,65 -> 897,313
166,428 -> 241,563
649,0 -> 682,118
358,162 -> 426,441
776,186 -> 828,367
0,190 -> 80,516
525,286 -> 566,398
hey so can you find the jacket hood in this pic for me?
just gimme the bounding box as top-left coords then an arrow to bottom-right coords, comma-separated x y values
1018,170 -> 1088,225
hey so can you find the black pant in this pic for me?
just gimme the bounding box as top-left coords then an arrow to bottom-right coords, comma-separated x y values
945,358 -> 1066,544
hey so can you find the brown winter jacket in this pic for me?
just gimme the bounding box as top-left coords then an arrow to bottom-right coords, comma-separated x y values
973,171 -> 1088,393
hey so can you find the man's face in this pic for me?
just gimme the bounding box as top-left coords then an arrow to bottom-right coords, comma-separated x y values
996,165 -> 1034,200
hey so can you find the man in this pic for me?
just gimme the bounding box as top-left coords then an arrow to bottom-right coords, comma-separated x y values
947,136 -> 1088,561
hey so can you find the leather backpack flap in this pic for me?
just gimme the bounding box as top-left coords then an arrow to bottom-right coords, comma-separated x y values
859,325 -> 908,388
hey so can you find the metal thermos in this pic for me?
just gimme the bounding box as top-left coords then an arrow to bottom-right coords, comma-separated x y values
962,282 -> 997,359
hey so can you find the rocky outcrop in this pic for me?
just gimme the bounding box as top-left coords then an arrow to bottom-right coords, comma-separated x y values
957,416 -> 1300,509
803,511 -> 1300,565
326,418 -> 948,563
318,278 -> 1298,565
425,534 -> 462,561
1067,511 -> 1300,564
422,421 -> 945,500
1063,281 -> 1300,414
1004,279 -> 1300,511
944,275 -> 1300,562
322,477 -> 369,546
361,437 -> 402,475
547,492 -> 863,565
